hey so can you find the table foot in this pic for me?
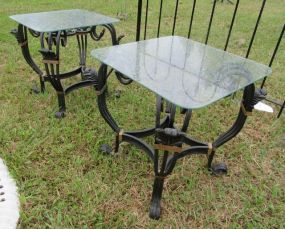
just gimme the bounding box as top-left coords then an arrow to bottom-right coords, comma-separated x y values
211,163 -> 228,175
114,89 -> 122,98
149,177 -> 164,220
30,85 -> 41,94
55,110 -> 65,119
100,144 -> 113,155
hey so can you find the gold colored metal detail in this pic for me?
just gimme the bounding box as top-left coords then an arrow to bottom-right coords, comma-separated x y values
19,41 -> 28,47
95,84 -> 107,96
42,59 -> 60,65
76,31 -> 89,35
241,103 -> 252,116
154,144 -> 182,153
208,142 -> 213,154
118,129 -> 124,142
57,91 -> 65,95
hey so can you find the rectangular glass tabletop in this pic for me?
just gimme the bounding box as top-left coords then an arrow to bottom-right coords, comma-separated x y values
10,9 -> 119,33
91,36 -> 272,109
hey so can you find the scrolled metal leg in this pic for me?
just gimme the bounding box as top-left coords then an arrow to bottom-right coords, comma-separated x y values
277,100 -> 285,118
207,83 -> 256,172
40,31 -> 66,118
11,25 -> 45,93
103,24 -> 133,85
40,76 -> 46,93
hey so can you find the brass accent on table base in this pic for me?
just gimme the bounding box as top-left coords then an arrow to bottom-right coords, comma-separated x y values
118,129 -> 124,142
95,84 -> 107,96
19,40 -> 28,47
42,59 -> 60,65
154,144 -> 182,153
241,103 -> 252,116
208,142 -> 214,154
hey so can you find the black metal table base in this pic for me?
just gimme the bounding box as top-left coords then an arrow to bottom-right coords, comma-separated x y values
94,64 -> 258,219
11,24 -> 129,118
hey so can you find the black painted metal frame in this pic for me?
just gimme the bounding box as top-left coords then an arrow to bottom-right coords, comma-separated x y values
136,0 -> 285,118
94,62 -> 262,219
11,23 -> 125,118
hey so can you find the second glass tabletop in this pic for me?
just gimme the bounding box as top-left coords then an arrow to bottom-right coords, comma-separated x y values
10,9 -> 119,33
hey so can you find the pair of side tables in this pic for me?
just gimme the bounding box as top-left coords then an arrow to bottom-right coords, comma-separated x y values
10,9 -> 272,220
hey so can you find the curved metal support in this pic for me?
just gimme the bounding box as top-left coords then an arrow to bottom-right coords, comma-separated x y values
182,135 -> 208,147
181,109 -> 192,132
207,83 -> 256,169
90,26 -> 106,41
122,133 -> 154,161
101,24 -> 133,85
214,84 -> 255,148
56,67 -> 82,80
96,64 -> 120,132
165,146 -> 209,175
28,29 -> 40,38
125,116 -> 169,138
11,24 -> 45,92
65,80 -> 97,95
96,64 -> 157,162
115,71 -> 133,85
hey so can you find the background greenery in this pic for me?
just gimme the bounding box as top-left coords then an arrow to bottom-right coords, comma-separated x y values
0,0 -> 284,228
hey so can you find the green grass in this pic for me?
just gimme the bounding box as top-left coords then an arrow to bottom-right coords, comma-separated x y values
0,0 -> 285,228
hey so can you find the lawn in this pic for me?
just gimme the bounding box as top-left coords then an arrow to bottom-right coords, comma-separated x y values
0,0 -> 285,228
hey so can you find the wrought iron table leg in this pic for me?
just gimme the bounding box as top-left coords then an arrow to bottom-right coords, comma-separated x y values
277,100 -> 285,118
208,83 -> 256,173
11,24 -> 45,93
39,31 -> 67,118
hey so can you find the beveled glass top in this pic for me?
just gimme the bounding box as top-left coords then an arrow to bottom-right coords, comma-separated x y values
10,9 -> 119,33
91,36 -> 272,109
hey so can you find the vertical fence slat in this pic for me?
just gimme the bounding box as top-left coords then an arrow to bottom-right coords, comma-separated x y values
224,0 -> 240,51
136,0 -> 143,41
261,24 -> 285,88
172,0 -> 179,35
205,0 -> 217,44
188,0 -> 196,38
157,0 -> 164,37
144,0 -> 149,40
245,0 -> 267,58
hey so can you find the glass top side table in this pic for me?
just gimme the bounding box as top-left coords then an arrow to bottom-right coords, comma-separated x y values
10,9 -> 121,118
90,36 -> 272,219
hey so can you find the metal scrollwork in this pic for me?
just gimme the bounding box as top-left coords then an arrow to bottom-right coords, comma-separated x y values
28,29 -> 40,38
90,26 -> 105,41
